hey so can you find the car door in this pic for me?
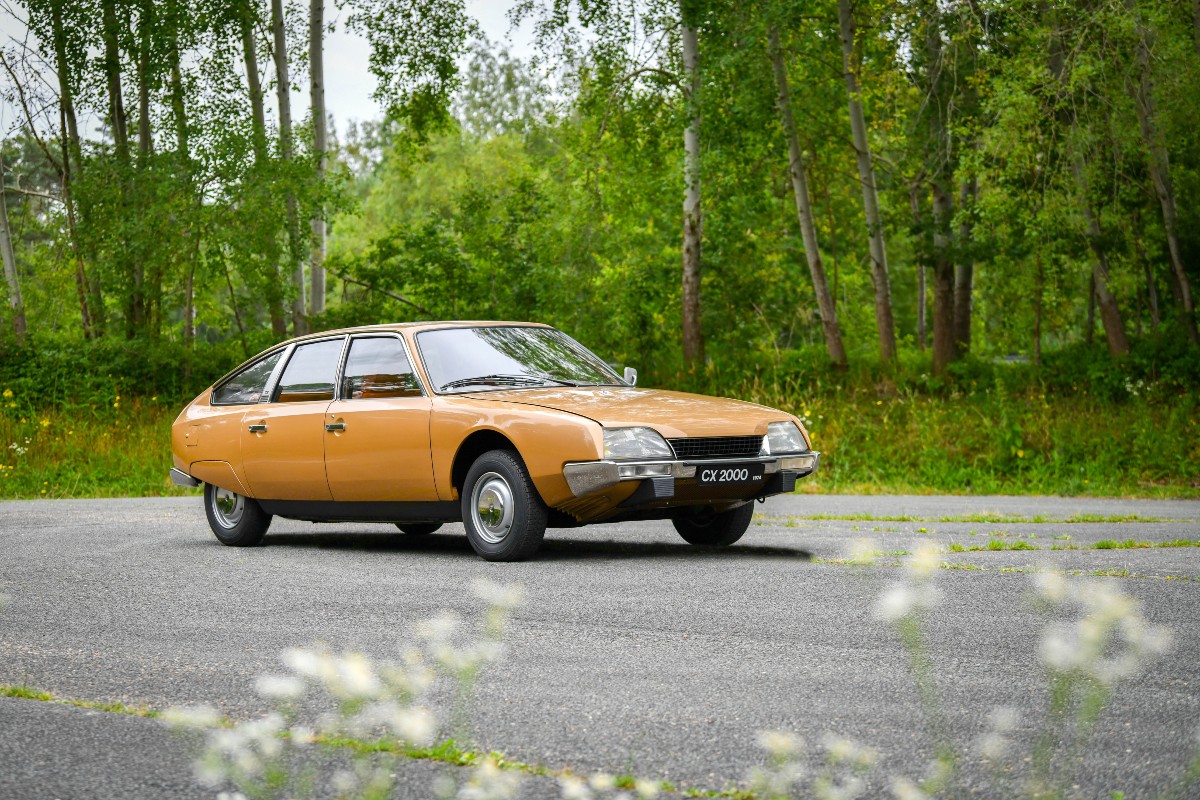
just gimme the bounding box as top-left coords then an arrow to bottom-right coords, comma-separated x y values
323,334 -> 438,502
241,337 -> 346,501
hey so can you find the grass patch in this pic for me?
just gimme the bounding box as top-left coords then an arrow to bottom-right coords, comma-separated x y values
0,684 -> 157,716
776,513 -> 1173,524
0,684 -> 52,701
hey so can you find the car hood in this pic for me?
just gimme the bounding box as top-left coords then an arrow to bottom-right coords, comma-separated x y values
466,387 -> 791,439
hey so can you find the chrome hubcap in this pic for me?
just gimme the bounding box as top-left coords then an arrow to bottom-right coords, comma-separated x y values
212,487 -> 245,529
471,472 -> 514,544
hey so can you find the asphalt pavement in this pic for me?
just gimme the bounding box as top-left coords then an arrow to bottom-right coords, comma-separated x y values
1,494 -> 1199,799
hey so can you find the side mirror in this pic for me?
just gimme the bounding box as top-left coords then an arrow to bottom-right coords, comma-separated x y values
623,367 -> 638,387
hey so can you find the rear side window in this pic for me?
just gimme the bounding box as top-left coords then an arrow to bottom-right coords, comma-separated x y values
341,337 -> 423,399
212,351 -> 284,405
273,339 -> 344,403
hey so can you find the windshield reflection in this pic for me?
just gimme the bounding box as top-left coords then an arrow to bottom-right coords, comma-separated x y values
417,326 -> 623,393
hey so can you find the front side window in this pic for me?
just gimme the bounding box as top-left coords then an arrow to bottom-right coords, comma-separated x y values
341,337 -> 423,399
273,339 -> 344,403
212,350 -> 284,405
417,326 -> 623,393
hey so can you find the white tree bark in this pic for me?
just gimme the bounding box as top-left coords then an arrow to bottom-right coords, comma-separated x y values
272,0 -> 307,334
308,0 -> 326,316
838,0 -> 896,364
681,14 -> 703,366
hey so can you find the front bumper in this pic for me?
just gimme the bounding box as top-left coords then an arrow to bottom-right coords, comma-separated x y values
562,452 -> 820,498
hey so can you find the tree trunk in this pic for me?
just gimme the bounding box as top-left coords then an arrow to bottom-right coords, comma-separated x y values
838,0 -> 896,365
930,182 -> 956,375
680,13 -> 704,367
908,179 -> 927,351
922,0 -> 956,376
954,176 -> 977,354
1192,0 -> 1200,59
1085,272 -> 1095,346
1034,251 -> 1044,365
767,29 -> 846,367
241,2 -> 285,336
168,11 -> 196,352
102,0 -> 129,161
52,4 -> 98,335
242,6 -> 269,165
1046,5 -> 1130,357
271,0 -> 308,335
0,153 -> 27,341
136,4 -> 153,160
1130,20 -> 1198,345
309,0 -> 327,317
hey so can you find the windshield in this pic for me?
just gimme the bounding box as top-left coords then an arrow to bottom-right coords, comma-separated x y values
417,326 -> 624,393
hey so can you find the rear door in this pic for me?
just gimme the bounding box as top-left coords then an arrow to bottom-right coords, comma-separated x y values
323,334 -> 437,502
241,337 -> 346,500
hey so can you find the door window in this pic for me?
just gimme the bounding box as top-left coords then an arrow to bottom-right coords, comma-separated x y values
341,337 -> 424,399
273,339 -> 344,403
212,350 -> 284,405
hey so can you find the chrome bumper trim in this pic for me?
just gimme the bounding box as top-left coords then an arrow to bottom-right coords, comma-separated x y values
563,451 -> 820,497
169,468 -> 201,488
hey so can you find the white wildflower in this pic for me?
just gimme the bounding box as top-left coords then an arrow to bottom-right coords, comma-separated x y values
390,705 -> 436,746
758,730 -> 804,758
417,611 -> 462,642
1034,571 -> 1067,603
161,704 -> 222,730
875,583 -> 916,622
335,652 -> 381,697
216,792 -> 248,800
634,778 -> 660,798
907,542 -> 941,579
558,775 -> 593,800
255,673 -> 305,700
457,758 -> 522,800
890,776 -> 929,800
844,538 -> 878,564
282,647 -> 325,678
590,773 -> 616,791
290,725 -> 316,746
471,578 -> 525,609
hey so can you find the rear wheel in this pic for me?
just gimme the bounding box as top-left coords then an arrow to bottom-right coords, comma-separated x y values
204,483 -> 272,546
461,450 -> 547,562
395,522 -> 442,535
672,503 -> 754,546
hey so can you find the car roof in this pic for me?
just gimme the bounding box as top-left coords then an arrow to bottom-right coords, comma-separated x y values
284,320 -> 552,345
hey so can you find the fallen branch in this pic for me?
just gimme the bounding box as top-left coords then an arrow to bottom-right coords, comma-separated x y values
328,269 -> 433,317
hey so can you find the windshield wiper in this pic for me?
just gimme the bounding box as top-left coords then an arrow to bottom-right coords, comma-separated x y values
440,374 -> 581,391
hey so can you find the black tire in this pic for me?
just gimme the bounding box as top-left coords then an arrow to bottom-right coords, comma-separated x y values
461,449 -> 548,562
395,522 -> 442,535
672,502 -> 754,546
204,483 -> 272,547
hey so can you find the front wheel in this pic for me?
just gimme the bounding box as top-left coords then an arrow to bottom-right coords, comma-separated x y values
395,522 -> 442,535
461,450 -> 547,562
204,483 -> 272,546
672,503 -> 754,546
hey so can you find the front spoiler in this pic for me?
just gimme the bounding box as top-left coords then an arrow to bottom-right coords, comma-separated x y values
562,452 -> 820,498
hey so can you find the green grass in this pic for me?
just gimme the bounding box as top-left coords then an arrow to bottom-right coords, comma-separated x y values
775,513 -> 1173,524
0,380 -> 1197,499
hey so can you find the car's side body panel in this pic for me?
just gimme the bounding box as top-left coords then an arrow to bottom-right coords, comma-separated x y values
428,396 -> 603,506
241,401 -> 334,500
324,396 -> 438,501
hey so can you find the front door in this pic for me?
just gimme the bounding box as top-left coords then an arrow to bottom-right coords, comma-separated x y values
241,337 -> 346,500
324,335 -> 438,502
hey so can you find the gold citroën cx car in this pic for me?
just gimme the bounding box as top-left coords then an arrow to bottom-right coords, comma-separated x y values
170,322 -> 820,561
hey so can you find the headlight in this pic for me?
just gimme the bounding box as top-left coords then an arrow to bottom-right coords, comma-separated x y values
761,421 -> 808,455
603,427 -> 674,460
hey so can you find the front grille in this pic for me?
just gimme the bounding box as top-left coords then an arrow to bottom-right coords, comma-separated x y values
667,435 -> 763,461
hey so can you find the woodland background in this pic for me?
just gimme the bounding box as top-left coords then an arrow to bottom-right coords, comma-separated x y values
0,0 -> 1196,498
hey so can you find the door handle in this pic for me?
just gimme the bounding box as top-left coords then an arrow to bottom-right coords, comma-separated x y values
247,423 -> 268,433
325,422 -> 346,432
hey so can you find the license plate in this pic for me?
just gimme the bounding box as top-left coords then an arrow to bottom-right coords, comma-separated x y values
695,463 -> 766,485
